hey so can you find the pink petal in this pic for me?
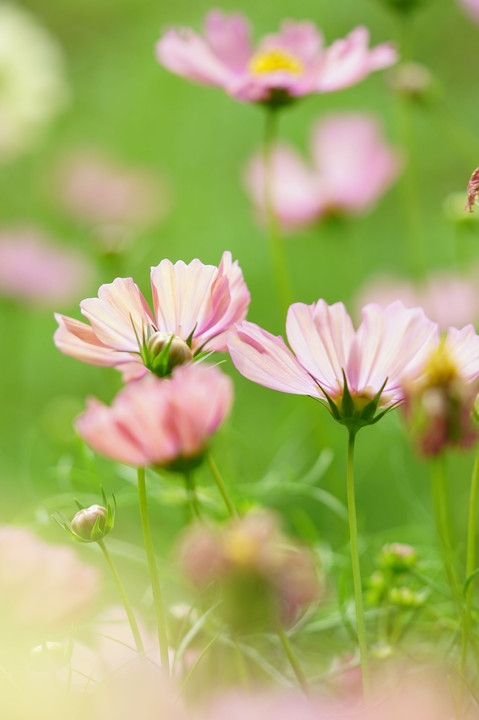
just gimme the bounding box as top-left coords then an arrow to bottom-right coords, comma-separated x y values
204,10 -> 252,72
258,20 -> 323,65
244,144 -> 324,230
54,313 -> 135,367
286,301 -> 355,396
227,321 -> 321,397
156,28 -> 233,87
445,325 -> 479,383
204,251 -> 251,351
80,277 -> 154,353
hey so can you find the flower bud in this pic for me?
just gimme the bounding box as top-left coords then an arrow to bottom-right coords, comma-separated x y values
146,331 -> 193,376
71,504 -> 110,542
387,62 -> 435,102
389,586 -> 426,609
379,543 -> 418,573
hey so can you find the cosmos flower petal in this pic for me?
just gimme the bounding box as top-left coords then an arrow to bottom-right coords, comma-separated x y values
155,28 -> 233,87
204,10 -> 252,72
54,313 -> 135,367
445,325 -> 479,383
227,321 -> 322,397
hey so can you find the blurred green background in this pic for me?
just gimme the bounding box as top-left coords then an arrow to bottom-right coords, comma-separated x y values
1,0 -> 479,597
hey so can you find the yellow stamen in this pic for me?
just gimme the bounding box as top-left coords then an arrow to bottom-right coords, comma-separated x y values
249,48 -> 303,76
224,528 -> 258,567
424,344 -> 458,386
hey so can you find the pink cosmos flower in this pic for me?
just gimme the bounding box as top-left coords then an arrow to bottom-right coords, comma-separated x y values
57,149 -> 170,230
227,300 -> 439,425
54,251 -> 250,381
75,363 -> 233,468
0,227 -> 93,308
156,11 -> 397,105
245,113 -> 401,230
356,271 -> 479,331
0,525 -> 98,635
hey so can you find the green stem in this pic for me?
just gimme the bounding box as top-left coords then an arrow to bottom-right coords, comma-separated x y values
461,450 -> 479,673
275,622 -> 309,695
346,429 -> 371,700
184,472 -> 202,520
263,108 -> 293,314
97,539 -> 145,656
206,452 -> 238,518
137,467 -> 170,673
431,456 -> 462,605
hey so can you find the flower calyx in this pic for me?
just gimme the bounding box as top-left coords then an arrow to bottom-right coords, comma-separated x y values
56,487 -> 115,543
318,371 -> 396,432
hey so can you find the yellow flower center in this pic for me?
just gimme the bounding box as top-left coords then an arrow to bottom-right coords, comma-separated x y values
424,344 -> 458,386
224,529 -> 258,567
249,48 -> 303,76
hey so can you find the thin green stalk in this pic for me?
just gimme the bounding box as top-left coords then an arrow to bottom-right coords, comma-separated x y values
184,471 -> 202,520
275,622 -> 309,695
97,539 -> 144,656
233,635 -> 250,689
263,109 -> 293,314
206,452 -> 238,518
431,456 -> 462,606
346,429 -> 371,700
137,467 -> 170,674
461,450 -> 479,672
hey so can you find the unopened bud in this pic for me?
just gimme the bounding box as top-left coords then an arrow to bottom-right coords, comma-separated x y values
389,586 -> 426,609
379,543 -> 418,573
387,62 -> 435,101
71,504 -> 109,542
147,331 -> 193,376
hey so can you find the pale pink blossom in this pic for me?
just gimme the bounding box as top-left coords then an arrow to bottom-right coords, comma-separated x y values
57,149 -> 170,230
457,0 -> 479,24
0,228 -> 93,307
54,251 -> 250,381
0,525 -> 98,634
227,301 -> 439,416
75,363 -> 233,468
356,271 -> 479,330
246,113 -> 401,230
156,12 -> 397,105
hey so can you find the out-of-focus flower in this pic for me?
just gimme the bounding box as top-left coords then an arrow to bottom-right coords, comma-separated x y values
57,150 -> 171,233
378,0 -> 427,15
0,228 -> 94,308
457,0 -> 479,23
179,510 -> 319,630
54,251 -> 250,381
156,11 -> 397,106
0,525 -> 98,637
245,113 -> 401,230
355,271 -> 479,330
75,363 -> 233,471
402,327 -> 479,455
228,301 -> 438,430
378,543 -> 418,573
387,61 -> 434,101
466,167 -> 479,212
0,4 -> 68,164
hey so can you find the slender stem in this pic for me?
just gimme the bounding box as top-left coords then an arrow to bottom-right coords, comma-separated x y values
137,467 -> 170,674
461,450 -> 479,672
97,539 -> 145,656
431,455 -> 462,605
233,635 -> 250,689
263,108 -> 293,314
184,471 -> 202,520
206,452 -> 238,518
275,622 -> 309,695
346,429 -> 371,700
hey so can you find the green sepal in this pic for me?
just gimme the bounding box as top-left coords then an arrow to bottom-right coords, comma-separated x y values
341,369 -> 354,417
360,377 -> 388,422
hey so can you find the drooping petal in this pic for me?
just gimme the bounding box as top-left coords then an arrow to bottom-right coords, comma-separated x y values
227,321 -> 321,397
316,27 -> 397,93
54,313 -> 136,367
285,301 -> 355,396
445,325 -> 479,383
348,302 -> 440,402
258,20 -> 323,65
244,144 -> 324,231
204,10 -> 252,72
156,28 -> 233,87
80,277 -> 154,353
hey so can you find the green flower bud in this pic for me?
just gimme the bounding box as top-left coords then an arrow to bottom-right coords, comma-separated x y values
71,504 -> 110,542
146,331 -> 193,377
389,586 -> 426,609
379,543 -> 418,573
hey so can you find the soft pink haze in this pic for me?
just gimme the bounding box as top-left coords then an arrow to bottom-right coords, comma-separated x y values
246,113 -> 401,230
228,300 -> 439,410
54,251 -> 250,381
0,228 -> 94,308
75,363 -> 233,467
457,0 -> 479,23
156,11 -> 397,104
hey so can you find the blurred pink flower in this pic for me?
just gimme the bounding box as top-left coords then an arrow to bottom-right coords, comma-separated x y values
227,301 -> 439,415
0,525 -> 98,635
245,113 -> 401,230
0,228 -> 93,308
156,12 -> 397,105
457,0 -> 479,23
75,363 -> 233,468
57,150 -> 170,230
54,251 -> 250,381
356,271 -> 479,330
